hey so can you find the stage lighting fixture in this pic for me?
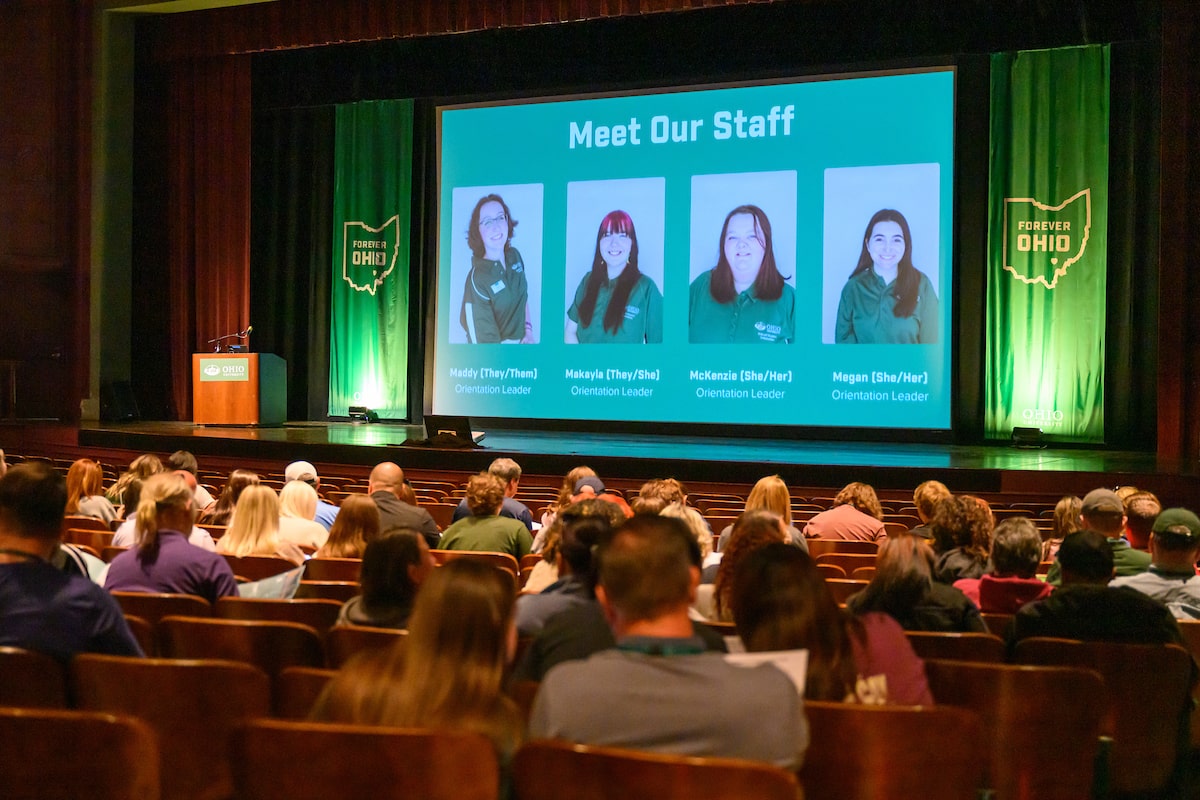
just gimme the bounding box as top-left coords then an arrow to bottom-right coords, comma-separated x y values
1010,426 -> 1044,448
348,405 -> 379,423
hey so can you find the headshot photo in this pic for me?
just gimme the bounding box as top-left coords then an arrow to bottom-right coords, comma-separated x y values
564,177 -> 665,345
822,164 -> 941,344
688,171 -> 797,344
447,183 -> 544,344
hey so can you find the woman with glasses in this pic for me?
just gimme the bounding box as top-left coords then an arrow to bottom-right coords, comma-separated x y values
689,204 -> 794,343
565,209 -> 662,344
460,193 -> 532,343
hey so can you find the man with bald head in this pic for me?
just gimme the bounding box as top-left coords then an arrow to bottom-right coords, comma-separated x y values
368,462 -> 440,547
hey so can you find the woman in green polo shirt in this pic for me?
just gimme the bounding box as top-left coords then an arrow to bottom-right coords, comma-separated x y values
835,208 -> 938,344
459,193 -> 532,344
565,210 -> 663,344
688,204 -> 794,344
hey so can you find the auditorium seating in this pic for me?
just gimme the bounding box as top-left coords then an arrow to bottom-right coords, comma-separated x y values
823,578 -> 869,606
813,552 -> 878,573
904,631 -> 1006,663
231,719 -> 500,800
430,549 -> 520,580
221,554 -> 300,581
325,624 -> 407,668
302,557 -> 363,582
275,666 -> 337,718
514,740 -> 801,800
215,597 -> 344,636
0,647 -> 67,708
157,616 -> 325,680
0,707 -> 160,800
110,591 -> 212,625
294,580 -> 361,602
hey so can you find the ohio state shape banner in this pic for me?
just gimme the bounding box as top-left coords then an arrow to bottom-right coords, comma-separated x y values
329,99 -> 413,418
985,46 -> 1109,442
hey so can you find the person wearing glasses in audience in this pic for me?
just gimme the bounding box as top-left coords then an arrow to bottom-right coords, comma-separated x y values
565,209 -> 662,344
689,204 -> 794,343
460,193 -> 532,344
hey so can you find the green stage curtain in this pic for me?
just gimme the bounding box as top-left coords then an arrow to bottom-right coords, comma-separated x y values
985,45 -> 1109,443
328,100 -> 414,419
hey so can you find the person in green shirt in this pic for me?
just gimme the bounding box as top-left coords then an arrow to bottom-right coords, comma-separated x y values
688,204 -> 794,344
566,210 -> 663,344
835,208 -> 938,344
439,472 -> 533,560
460,193 -> 533,343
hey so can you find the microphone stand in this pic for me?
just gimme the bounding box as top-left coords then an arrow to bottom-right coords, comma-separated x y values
207,327 -> 253,353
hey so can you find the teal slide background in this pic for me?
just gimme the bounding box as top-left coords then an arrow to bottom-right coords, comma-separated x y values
434,70 -> 955,429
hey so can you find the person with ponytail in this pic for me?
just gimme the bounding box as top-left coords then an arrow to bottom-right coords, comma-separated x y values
835,208 -> 939,344
689,204 -> 795,343
565,210 -> 662,344
105,472 -> 238,604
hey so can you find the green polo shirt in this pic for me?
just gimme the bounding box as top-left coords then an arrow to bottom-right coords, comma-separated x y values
688,270 -> 795,344
835,267 -> 939,344
567,270 -> 663,344
460,247 -> 529,343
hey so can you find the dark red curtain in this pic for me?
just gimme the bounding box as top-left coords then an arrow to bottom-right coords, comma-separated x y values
166,55 -> 251,419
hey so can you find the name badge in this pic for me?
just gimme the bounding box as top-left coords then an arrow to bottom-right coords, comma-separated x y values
490,280 -> 506,294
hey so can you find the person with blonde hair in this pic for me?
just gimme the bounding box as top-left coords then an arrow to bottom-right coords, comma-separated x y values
803,481 -> 886,541
315,494 -> 380,559
847,535 -> 984,633
439,472 -> 532,559
217,484 -> 305,565
105,472 -> 238,604
106,454 -> 164,505
65,458 -> 117,523
910,479 -> 950,539
716,475 -> 807,553
313,558 -> 524,763
278,480 -> 329,550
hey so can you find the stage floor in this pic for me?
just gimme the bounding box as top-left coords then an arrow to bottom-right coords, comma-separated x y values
68,420 -> 1198,502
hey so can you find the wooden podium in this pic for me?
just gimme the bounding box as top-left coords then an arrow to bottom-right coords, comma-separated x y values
192,353 -> 286,425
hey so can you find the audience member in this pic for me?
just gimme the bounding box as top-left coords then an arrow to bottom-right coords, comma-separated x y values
440,472 -> 533,559
1042,495 -> 1081,562
216,484 -> 305,565
315,494 -> 379,559
314,558 -> 523,763
112,476 -> 216,550
573,476 -> 633,516
1046,488 -> 1151,585
368,462 -> 439,547
105,472 -> 238,604
953,517 -> 1051,613
847,535 -> 985,633
1011,529 -> 1182,646
64,458 -> 117,524
733,543 -> 932,705
1111,508 -> 1200,618
931,495 -> 993,583
909,479 -> 951,540
529,515 -> 808,768
336,529 -> 435,629
0,462 -> 142,661
278,480 -> 330,550
703,510 -> 789,621
1123,490 -> 1162,551
284,460 -> 339,531
452,457 -> 534,531
200,469 -> 259,526
107,453 -> 164,505
167,450 -> 214,510
716,475 -> 808,553
537,465 -> 598,538
637,478 -> 712,555
803,482 -> 886,542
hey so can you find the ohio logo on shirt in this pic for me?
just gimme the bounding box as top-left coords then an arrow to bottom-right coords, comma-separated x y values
343,215 -> 401,296
755,321 -> 783,341
1001,189 -> 1091,290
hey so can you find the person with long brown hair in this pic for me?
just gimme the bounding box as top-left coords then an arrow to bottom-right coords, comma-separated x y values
65,459 -> 117,523
312,558 -> 523,762
565,210 -> 662,344
105,472 -> 238,604
732,543 -> 931,704
706,510 -> 789,621
315,494 -> 380,559
931,494 -> 993,582
200,469 -> 260,526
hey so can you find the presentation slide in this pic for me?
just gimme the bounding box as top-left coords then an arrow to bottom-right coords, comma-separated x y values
433,68 -> 955,430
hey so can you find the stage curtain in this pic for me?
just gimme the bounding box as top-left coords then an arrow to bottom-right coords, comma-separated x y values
250,106 -> 336,421
166,55 -> 252,420
985,46 -> 1109,443
327,100 -> 414,419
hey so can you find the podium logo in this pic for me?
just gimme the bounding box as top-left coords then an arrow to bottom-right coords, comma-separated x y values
202,365 -> 221,377
343,215 -> 401,296
198,358 -> 249,382
1001,189 -> 1091,290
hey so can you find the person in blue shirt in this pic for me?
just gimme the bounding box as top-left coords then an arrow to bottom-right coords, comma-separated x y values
835,208 -> 938,344
566,210 -> 663,344
689,204 -> 794,343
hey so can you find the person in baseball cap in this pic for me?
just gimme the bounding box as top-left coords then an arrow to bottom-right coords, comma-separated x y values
1047,487 -> 1150,585
1111,508 -> 1200,617
284,460 -> 339,531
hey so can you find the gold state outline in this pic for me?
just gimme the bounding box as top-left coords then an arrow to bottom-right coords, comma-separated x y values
1002,188 -> 1091,290
342,215 -> 400,296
